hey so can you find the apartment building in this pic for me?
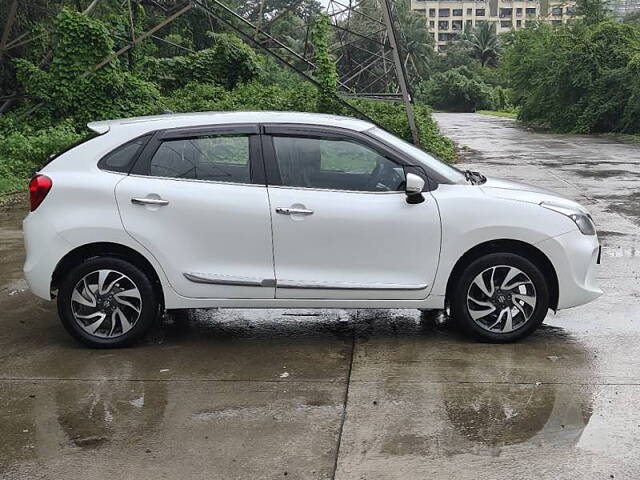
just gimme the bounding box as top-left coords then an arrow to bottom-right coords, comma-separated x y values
611,0 -> 640,19
411,0 -> 577,50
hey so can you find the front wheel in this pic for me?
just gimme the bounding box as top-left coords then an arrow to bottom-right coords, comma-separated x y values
57,257 -> 159,348
450,253 -> 550,342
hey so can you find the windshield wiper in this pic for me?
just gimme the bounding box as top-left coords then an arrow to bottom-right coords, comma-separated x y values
464,170 -> 486,185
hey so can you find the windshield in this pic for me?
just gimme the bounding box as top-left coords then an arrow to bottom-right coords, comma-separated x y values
367,127 -> 467,184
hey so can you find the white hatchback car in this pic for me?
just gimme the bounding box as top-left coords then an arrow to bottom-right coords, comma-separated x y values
23,112 -> 602,347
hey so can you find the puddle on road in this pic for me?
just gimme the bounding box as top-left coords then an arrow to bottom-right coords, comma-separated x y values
443,383 -> 592,450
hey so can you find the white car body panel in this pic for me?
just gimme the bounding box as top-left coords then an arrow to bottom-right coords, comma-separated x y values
22,111 -> 602,314
267,186 -> 441,300
115,175 -> 275,299
429,183 -> 579,298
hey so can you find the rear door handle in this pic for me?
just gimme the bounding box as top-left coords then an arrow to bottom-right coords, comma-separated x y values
276,207 -> 314,216
131,197 -> 169,206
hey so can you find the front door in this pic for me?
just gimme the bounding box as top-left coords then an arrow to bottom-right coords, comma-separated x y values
263,127 -> 441,300
115,125 -> 275,299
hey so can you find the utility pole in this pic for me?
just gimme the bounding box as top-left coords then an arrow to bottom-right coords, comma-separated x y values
378,0 -> 420,145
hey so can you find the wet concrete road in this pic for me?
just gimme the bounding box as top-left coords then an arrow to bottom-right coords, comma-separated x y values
1,113 -> 640,479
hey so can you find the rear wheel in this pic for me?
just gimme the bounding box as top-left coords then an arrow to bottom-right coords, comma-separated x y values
57,257 -> 159,348
450,253 -> 549,342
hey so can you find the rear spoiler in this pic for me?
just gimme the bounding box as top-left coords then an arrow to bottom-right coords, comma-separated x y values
87,121 -> 111,134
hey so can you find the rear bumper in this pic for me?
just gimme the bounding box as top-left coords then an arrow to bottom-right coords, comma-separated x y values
23,213 -> 71,301
536,229 -> 602,309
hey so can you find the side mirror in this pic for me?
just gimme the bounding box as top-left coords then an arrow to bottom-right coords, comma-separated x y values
405,172 -> 425,204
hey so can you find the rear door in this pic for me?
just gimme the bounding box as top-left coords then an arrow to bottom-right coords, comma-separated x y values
262,125 -> 442,300
115,124 -> 275,299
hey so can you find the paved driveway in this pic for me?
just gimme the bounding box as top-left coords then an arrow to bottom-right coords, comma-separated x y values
1,113 -> 639,479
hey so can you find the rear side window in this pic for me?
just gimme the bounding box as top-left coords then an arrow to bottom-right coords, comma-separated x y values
98,135 -> 151,173
149,135 -> 250,183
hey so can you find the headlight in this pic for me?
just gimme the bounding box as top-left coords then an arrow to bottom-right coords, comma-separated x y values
540,202 -> 596,235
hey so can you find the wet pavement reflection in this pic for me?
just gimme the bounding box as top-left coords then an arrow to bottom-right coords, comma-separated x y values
2,113 -> 640,479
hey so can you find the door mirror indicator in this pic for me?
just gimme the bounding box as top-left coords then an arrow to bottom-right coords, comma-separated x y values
405,173 -> 425,204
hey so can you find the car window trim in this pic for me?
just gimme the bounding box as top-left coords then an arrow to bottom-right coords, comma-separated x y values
129,123 -> 265,185
262,124 -> 411,166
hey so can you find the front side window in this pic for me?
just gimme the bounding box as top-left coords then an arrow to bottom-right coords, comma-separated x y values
149,135 -> 250,183
368,127 -> 467,185
271,136 -> 405,192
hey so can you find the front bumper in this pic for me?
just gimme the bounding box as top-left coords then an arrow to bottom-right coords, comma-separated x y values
536,229 -> 602,309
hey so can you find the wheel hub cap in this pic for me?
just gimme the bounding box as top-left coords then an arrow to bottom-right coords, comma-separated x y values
70,269 -> 142,339
466,265 -> 537,334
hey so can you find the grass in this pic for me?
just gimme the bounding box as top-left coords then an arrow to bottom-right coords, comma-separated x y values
602,133 -> 640,144
476,110 -> 519,119
0,176 -> 25,196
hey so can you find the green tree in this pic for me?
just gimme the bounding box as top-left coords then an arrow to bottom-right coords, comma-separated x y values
419,66 -> 499,112
576,0 -> 611,24
395,0 -> 436,81
310,14 -> 338,113
14,8 -> 160,128
142,33 -> 260,90
464,22 -> 500,67
502,20 -> 640,133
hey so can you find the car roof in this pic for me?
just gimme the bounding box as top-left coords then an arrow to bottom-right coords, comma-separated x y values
87,111 -> 375,135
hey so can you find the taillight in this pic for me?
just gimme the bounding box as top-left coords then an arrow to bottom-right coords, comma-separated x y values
29,174 -> 53,211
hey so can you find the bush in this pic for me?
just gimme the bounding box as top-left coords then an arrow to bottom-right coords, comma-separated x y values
0,123 -> 84,192
142,33 -> 260,90
502,20 -> 640,133
14,8 -> 160,129
418,66 -> 502,112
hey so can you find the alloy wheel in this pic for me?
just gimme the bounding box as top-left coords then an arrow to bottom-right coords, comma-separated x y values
466,265 -> 537,333
70,269 -> 142,338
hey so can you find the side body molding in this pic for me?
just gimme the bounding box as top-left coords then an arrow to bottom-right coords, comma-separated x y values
184,272 -> 427,291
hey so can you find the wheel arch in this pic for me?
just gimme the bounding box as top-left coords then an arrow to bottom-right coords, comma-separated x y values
445,239 -> 559,311
51,242 -> 165,309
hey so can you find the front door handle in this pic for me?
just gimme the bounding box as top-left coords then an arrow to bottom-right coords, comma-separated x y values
276,207 -> 314,216
131,197 -> 169,206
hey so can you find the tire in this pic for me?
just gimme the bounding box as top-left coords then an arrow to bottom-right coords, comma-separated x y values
57,256 -> 159,348
450,252 -> 549,342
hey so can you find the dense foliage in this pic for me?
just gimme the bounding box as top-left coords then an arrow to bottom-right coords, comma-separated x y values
416,22 -> 512,113
418,66 -> 510,112
0,3 -> 456,194
14,8 -> 160,129
502,20 -> 640,133
141,33 -> 261,90
310,14 -> 338,113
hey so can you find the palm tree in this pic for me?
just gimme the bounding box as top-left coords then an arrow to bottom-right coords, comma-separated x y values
464,22 -> 500,67
395,0 -> 436,81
